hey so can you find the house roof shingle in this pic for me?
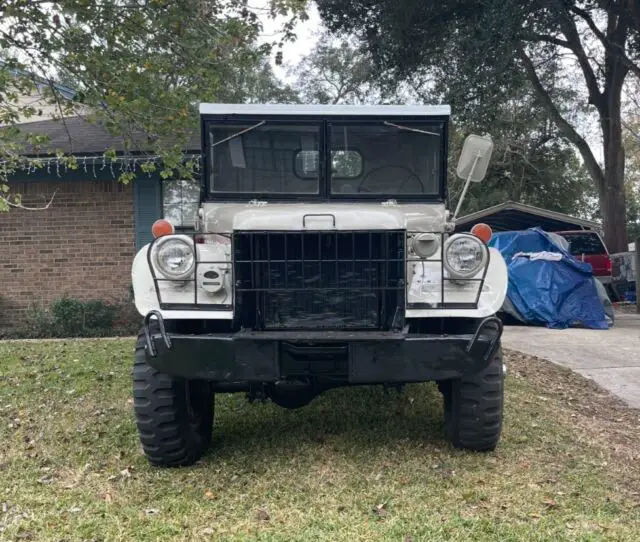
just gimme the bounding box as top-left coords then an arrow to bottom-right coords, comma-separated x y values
16,116 -> 200,155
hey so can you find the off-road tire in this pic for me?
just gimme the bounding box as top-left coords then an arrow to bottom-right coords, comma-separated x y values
439,346 -> 504,452
133,329 -> 214,467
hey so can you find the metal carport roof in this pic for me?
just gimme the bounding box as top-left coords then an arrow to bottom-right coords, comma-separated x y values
455,201 -> 601,233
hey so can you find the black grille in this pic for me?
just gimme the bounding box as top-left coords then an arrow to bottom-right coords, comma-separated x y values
233,230 -> 406,330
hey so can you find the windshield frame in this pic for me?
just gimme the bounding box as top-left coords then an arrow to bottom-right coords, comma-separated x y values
201,114 -> 448,202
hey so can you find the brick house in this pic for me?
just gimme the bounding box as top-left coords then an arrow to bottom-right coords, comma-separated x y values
0,116 -> 200,328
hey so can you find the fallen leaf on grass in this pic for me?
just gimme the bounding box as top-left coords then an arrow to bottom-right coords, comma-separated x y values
373,502 -> 388,519
543,499 -> 559,509
255,508 -> 270,521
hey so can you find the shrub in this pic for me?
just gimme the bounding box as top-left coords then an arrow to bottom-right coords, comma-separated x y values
113,299 -> 142,336
83,300 -> 117,332
19,298 -> 123,339
23,305 -> 55,339
51,298 -> 86,337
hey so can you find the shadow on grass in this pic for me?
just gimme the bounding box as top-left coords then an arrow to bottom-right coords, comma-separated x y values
206,383 -> 448,463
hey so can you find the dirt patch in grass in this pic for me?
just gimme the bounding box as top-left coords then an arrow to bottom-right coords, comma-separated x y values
1,340 -> 639,541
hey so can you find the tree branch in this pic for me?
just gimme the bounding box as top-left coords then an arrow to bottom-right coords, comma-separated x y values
0,189 -> 57,211
518,47 -> 605,193
551,0 -> 603,109
569,5 -> 608,46
523,33 -> 571,48
570,3 -> 640,80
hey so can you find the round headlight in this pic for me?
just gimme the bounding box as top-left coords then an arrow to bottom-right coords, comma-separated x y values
443,234 -> 488,279
411,233 -> 440,259
152,236 -> 195,280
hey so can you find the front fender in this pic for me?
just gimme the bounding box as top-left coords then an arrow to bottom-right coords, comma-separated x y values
405,247 -> 508,318
131,244 -> 233,320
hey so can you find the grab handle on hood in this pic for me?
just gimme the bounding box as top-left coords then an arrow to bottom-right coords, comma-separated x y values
302,213 -> 336,229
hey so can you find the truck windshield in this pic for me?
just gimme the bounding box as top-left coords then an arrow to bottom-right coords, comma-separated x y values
207,123 -> 321,194
205,120 -> 444,197
329,123 -> 442,195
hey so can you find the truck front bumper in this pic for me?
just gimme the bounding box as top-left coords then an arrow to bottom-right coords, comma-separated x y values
142,314 -> 503,383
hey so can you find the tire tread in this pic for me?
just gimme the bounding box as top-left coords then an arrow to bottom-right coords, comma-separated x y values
443,346 -> 504,452
132,329 -> 213,467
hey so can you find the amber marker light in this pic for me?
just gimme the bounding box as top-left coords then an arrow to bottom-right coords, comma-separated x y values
470,223 -> 493,244
151,219 -> 175,238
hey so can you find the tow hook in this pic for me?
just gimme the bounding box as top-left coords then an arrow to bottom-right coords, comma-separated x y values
143,310 -> 172,357
466,316 -> 503,362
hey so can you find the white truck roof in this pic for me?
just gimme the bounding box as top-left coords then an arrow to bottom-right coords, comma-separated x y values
199,103 -> 451,117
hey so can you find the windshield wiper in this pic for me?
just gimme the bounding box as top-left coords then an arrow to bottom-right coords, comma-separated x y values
211,120 -> 266,147
383,121 -> 440,136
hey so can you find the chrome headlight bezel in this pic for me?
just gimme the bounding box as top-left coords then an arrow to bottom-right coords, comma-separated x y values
151,234 -> 195,280
443,233 -> 489,279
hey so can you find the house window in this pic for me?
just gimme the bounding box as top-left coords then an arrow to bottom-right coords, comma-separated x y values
162,179 -> 200,229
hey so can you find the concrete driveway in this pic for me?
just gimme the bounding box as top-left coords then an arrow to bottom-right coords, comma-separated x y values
502,312 -> 640,408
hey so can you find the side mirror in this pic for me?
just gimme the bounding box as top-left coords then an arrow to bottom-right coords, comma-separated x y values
456,134 -> 494,183
453,134 -> 494,220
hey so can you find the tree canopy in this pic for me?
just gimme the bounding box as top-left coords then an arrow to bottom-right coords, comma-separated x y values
317,0 -> 640,251
0,0 -> 305,208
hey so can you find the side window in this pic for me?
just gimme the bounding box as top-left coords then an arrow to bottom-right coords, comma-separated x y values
162,179 -> 200,229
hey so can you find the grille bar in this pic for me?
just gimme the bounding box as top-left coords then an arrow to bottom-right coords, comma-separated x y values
233,230 -> 406,331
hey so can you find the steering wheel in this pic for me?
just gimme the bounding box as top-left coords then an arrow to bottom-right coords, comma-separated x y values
357,165 -> 425,194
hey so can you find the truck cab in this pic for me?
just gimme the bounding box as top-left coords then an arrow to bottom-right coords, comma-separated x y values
131,104 -> 508,467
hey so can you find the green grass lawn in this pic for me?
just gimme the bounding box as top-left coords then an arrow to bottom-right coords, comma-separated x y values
1,339 -> 639,541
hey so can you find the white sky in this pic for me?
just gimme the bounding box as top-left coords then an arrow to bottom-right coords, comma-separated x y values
257,1 -> 322,80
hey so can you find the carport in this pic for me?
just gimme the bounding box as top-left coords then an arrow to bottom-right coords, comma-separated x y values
455,201 -> 601,233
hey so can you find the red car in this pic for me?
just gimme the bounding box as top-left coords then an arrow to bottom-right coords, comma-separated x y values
556,230 -> 612,285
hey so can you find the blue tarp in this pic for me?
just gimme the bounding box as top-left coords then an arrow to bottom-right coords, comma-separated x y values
489,228 -> 608,329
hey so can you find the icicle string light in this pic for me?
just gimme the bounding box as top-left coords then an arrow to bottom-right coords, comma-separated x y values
0,154 -> 201,179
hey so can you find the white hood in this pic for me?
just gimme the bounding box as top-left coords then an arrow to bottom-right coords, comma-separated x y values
201,202 -> 449,232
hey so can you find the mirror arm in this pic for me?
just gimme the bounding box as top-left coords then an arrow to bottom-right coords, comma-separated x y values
453,152 -> 481,220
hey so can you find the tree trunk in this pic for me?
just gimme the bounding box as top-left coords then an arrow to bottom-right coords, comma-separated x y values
601,116 -> 628,252
600,19 -> 630,254
600,153 -> 628,253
